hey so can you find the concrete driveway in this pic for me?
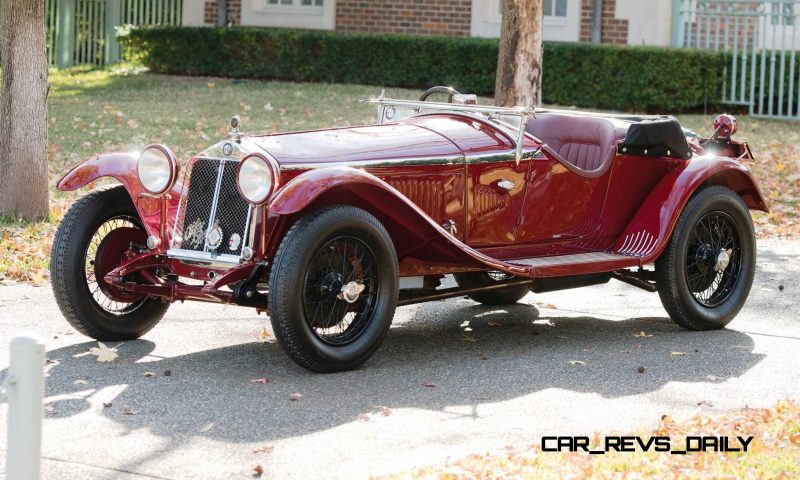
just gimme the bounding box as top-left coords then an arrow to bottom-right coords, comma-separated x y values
1,239 -> 798,479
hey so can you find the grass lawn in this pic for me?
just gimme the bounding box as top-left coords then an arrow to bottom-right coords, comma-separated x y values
1,66 -> 799,283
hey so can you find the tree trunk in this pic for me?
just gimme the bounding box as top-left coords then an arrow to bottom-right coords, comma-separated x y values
0,0 -> 49,220
494,0 -> 544,108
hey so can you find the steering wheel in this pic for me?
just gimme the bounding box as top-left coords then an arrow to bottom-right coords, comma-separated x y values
419,86 -> 461,103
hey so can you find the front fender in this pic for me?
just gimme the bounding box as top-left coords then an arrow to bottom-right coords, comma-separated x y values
616,156 -> 768,264
267,167 -> 532,276
57,152 -> 182,241
57,152 -> 141,192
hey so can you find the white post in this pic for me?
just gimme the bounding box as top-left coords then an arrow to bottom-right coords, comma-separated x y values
4,334 -> 45,480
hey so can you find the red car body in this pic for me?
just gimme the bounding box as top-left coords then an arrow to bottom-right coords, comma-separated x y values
52,90 -> 769,371
57,106 -> 766,310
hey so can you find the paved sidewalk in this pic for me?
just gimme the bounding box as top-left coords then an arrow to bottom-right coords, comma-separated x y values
1,239 -> 798,479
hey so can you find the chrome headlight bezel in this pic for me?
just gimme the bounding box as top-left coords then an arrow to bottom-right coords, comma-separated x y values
137,144 -> 178,195
237,153 -> 279,205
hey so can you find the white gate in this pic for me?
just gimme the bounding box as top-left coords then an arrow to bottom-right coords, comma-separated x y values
673,0 -> 800,119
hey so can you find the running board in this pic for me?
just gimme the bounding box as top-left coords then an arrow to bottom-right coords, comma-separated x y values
508,252 -> 641,277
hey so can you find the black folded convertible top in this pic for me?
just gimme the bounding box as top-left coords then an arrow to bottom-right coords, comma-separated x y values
618,116 -> 691,160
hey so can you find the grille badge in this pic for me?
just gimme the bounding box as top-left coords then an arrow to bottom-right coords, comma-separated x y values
229,233 -> 242,251
206,221 -> 223,250
184,219 -> 206,250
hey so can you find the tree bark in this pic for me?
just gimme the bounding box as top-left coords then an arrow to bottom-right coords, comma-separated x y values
0,0 -> 49,220
494,0 -> 544,108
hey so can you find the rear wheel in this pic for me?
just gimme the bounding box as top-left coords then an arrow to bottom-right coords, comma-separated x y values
268,206 -> 398,373
453,271 -> 530,305
655,186 -> 756,330
50,185 -> 169,340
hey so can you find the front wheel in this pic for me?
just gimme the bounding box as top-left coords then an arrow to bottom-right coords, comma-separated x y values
655,185 -> 756,330
50,185 -> 169,340
268,206 -> 398,373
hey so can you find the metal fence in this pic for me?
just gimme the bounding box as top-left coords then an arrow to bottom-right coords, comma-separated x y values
673,0 -> 800,119
2,0 -> 183,68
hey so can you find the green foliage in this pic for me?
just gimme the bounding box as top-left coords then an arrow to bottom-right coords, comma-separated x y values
124,26 -> 727,112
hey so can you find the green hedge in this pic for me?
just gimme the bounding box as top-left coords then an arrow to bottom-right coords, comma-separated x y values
123,26 -> 728,112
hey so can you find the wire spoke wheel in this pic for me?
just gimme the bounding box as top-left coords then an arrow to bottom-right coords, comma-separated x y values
302,236 -> 380,345
84,215 -> 147,315
684,211 -> 742,307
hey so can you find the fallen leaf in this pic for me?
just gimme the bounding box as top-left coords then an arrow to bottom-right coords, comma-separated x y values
634,331 -> 653,338
103,402 -> 113,408
250,378 -> 270,384
460,331 -> 478,342
377,406 -> 392,416
706,374 -> 723,381
207,82 -> 216,88
252,445 -> 274,454
73,379 -> 88,385
122,406 -> 140,415
790,433 -> 800,445
260,328 -> 271,339
568,360 -> 586,366
90,342 -> 119,363
637,366 -> 646,373
488,321 -> 503,327
253,464 -> 264,476
422,382 -> 437,388
288,392 -> 302,401
144,371 -> 157,378
163,369 -> 171,377
670,351 -> 688,356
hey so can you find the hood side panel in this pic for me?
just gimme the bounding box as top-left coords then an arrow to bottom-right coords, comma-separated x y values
247,124 -> 462,165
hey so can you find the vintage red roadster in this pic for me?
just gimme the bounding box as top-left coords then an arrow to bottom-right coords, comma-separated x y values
51,87 -> 767,372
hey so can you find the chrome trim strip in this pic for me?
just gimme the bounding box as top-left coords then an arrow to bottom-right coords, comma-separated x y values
279,155 -> 464,171
242,204 -> 253,250
465,151 -> 516,164
166,249 -> 241,267
170,165 -> 190,249
203,161 -> 226,252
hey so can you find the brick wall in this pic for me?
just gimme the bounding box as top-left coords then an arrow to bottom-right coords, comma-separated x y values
579,0 -> 628,45
204,0 -> 242,25
336,0 -> 472,36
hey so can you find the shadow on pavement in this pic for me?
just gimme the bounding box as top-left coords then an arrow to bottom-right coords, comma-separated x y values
27,301 -> 763,447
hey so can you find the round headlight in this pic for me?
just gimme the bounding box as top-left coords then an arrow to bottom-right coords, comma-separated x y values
237,154 -> 276,205
138,145 -> 176,195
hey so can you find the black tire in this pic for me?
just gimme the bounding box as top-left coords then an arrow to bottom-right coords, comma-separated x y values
655,185 -> 756,330
50,185 -> 169,340
453,271 -> 530,305
268,206 -> 399,373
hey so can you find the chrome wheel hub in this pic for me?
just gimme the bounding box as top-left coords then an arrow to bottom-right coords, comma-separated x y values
338,281 -> 365,304
714,249 -> 732,272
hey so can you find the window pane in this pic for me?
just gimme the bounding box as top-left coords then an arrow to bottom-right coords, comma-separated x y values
280,0 -> 291,4
555,0 -> 567,17
301,0 -> 311,4
543,0 -> 553,16
315,0 -> 323,5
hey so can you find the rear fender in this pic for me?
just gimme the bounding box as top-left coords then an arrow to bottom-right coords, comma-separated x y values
56,152 -> 182,240
615,156 -> 768,263
267,167 -> 529,275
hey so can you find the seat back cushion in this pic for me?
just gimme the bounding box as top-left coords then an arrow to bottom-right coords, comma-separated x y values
526,114 -> 618,172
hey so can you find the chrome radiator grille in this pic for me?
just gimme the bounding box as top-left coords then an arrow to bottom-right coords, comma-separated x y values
171,157 -> 252,260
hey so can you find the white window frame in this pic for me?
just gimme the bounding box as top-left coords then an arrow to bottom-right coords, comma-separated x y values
470,0 -> 579,41
255,0 -> 325,16
244,0 -> 335,30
